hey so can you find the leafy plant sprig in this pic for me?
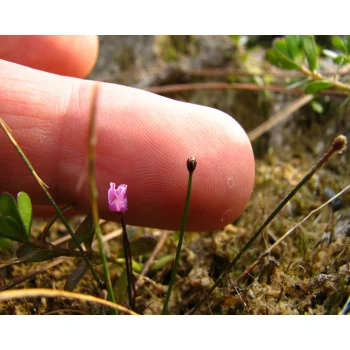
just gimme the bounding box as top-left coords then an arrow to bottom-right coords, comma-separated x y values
266,35 -> 350,94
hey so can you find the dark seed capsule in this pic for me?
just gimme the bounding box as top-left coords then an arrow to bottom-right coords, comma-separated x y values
187,156 -> 197,172
332,135 -> 347,154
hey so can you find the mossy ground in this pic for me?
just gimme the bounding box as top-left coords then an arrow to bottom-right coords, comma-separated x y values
1,122 -> 348,314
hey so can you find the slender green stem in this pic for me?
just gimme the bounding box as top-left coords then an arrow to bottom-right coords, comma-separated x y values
189,135 -> 347,315
0,118 -> 102,289
87,84 -> 117,315
300,65 -> 350,93
162,157 -> 196,315
120,215 -> 136,310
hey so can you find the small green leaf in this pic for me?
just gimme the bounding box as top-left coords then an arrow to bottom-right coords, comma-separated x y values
174,231 -> 180,242
130,236 -> 157,256
334,55 -> 345,65
150,255 -> 174,272
347,36 -> 350,56
266,49 -> 301,70
117,236 -> 157,258
68,215 -> 94,251
333,55 -> 350,65
17,192 -> 32,240
0,193 -> 24,227
64,259 -> 88,291
301,35 -> 317,71
115,258 -> 142,272
311,100 -> 324,114
285,35 -> 300,60
305,80 -> 334,94
273,38 -> 290,57
0,237 -> 11,250
0,216 -> 29,242
113,269 -> 128,304
332,36 -> 347,54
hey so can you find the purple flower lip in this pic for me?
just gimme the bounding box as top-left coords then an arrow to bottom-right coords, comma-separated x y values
108,183 -> 128,214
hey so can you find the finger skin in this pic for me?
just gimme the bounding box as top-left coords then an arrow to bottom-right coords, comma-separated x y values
0,59 -> 255,231
0,36 -> 98,78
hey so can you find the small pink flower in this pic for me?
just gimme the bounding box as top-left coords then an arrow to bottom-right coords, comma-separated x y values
108,183 -> 128,214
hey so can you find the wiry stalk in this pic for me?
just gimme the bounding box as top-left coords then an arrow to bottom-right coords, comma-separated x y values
120,214 -> 136,310
162,156 -> 197,315
86,84 -> 117,314
189,135 -> 347,314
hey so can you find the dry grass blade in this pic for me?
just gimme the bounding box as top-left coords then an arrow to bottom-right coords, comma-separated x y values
234,183 -> 350,285
248,95 -> 314,142
0,288 -> 138,315
43,308 -> 90,315
87,83 -> 116,309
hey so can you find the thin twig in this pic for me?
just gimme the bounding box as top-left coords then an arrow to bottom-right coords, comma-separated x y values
233,184 -> 350,285
248,95 -> 314,142
0,288 -> 138,315
188,135 -> 347,314
146,82 -> 348,97
186,67 -> 304,78
48,227 -> 121,248
92,228 -> 123,247
135,230 -> 170,290
86,84 -> 116,312
186,66 -> 350,78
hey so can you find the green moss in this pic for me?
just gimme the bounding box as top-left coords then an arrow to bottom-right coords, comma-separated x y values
157,35 -> 197,62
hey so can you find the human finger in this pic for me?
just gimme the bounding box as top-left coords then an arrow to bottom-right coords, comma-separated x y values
0,59 -> 255,231
0,35 -> 98,78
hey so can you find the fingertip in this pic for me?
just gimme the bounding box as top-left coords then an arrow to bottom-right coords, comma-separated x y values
183,106 -> 255,230
0,35 -> 99,78
0,64 -> 255,231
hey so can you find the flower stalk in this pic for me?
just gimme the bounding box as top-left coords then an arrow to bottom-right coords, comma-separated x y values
108,182 -> 135,310
120,214 -> 136,310
162,156 -> 197,315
